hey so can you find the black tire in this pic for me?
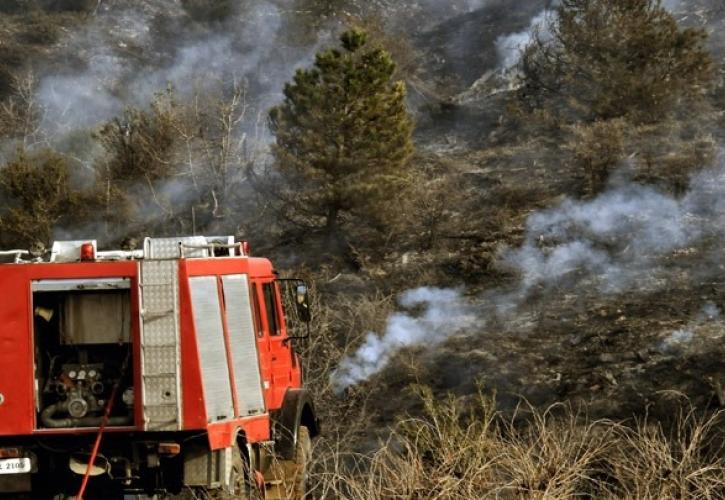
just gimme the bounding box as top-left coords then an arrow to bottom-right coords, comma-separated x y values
292,426 -> 311,498
265,426 -> 311,500
215,444 -> 257,500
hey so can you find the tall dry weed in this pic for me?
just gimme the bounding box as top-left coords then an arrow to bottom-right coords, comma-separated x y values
307,388 -> 725,499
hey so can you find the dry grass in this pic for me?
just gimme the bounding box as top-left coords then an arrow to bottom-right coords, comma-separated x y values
307,387 -> 725,499
289,274 -> 725,499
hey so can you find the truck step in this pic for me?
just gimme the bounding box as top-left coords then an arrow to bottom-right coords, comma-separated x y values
141,309 -> 175,319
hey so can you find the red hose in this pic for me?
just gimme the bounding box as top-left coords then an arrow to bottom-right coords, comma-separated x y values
76,383 -> 120,500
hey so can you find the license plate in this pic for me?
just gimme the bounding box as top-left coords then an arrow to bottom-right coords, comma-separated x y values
0,458 -> 31,474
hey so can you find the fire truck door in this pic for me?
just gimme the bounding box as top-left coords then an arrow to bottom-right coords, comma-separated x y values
261,281 -> 294,406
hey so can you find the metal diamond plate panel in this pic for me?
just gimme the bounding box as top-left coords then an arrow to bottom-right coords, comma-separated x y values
189,276 -> 234,422
140,259 -> 182,431
144,236 -> 209,259
221,275 -> 266,416
184,446 -> 223,487
144,405 -> 179,431
144,375 -> 179,406
142,345 -> 177,375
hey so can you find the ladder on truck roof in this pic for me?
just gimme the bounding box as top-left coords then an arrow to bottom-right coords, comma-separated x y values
138,236 -> 218,430
136,236 -> 247,430
140,258 -> 183,431
0,235 -> 246,263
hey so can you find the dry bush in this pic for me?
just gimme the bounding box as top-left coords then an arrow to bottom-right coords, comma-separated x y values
307,387 -> 725,499
607,404 -> 725,499
0,71 -> 43,148
567,119 -> 626,195
495,405 -> 617,498
631,121 -> 717,194
300,279 -> 394,413
0,150 -> 101,248
0,46 -> 25,100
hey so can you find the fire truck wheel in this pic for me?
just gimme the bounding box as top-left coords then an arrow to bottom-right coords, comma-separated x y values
292,425 -> 311,497
219,445 -> 259,500
266,425 -> 311,499
229,450 -> 245,498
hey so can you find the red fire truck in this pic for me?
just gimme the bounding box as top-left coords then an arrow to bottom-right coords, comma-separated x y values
0,236 -> 319,499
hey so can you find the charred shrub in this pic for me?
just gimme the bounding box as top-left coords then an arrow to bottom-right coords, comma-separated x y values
517,0 -> 713,125
0,43 -> 32,99
0,46 -> 23,99
16,13 -> 61,45
0,0 -> 28,14
0,45 -> 25,71
0,67 -> 15,100
39,0 -> 95,13
181,0 -> 235,22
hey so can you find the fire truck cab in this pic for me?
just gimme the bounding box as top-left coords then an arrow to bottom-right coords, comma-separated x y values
0,236 -> 318,499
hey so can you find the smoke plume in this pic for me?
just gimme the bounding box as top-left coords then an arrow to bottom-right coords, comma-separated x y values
338,159 -> 725,389
503,185 -> 694,295
495,9 -> 553,69
333,287 -> 478,392
659,302 -> 721,353
35,1 -> 326,141
499,161 -> 725,302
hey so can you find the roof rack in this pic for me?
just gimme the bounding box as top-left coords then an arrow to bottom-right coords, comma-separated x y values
0,250 -> 30,263
1,236 -> 247,264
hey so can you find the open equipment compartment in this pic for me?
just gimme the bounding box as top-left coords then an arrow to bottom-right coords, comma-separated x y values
31,278 -> 135,429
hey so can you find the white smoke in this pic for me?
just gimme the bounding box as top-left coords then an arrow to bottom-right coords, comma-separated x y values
660,328 -> 694,351
662,0 -> 683,12
700,302 -> 721,321
415,0 -> 488,14
336,161 -> 725,389
503,185 -> 697,296
35,1 -> 325,139
36,7 -> 153,134
658,302 -> 721,353
501,161 -> 725,301
333,287 -> 478,392
36,0 -> 500,139
495,9 -> 553,69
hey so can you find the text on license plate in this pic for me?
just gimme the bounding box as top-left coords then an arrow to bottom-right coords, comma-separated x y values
0,458 -> 31,474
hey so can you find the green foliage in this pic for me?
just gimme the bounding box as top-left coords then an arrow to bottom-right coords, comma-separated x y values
96,92 -> 178,185
517,0 -> 714,125
0,151 -> 99,247
269,28 -> 414,238
92,92 -> 181,240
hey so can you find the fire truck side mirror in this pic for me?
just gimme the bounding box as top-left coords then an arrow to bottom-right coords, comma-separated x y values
295,284 -> 311,323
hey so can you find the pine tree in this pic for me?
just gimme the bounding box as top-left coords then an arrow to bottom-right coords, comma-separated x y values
269,28 -> 414,239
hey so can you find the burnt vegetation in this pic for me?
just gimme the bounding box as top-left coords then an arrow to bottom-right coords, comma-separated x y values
1,0 -> 725,496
